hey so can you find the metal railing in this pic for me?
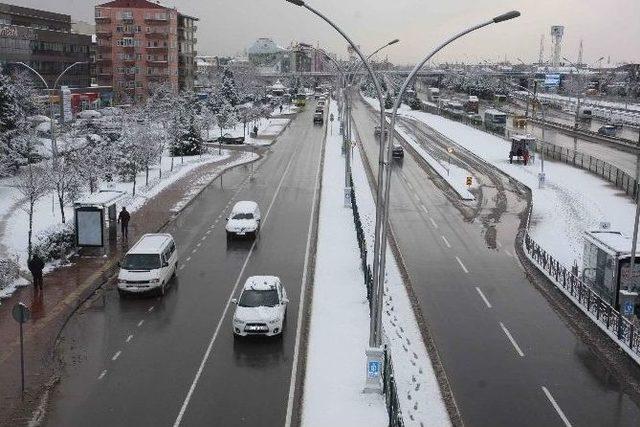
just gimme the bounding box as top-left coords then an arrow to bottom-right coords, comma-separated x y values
419,100 -> 639,199
524,233 -> 640,360
348,174 -> 403,425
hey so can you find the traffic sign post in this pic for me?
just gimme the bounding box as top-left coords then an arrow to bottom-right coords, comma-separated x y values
12,302 -> 30,400
466,176 -> 473,187
363,346 -> 384,393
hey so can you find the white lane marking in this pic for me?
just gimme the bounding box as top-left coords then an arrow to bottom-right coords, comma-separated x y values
191,248 -> 197,254
429,217 -> 438,229
455,256 -> 469,273
497,241 -> 503,248
542,386 -> 572,427
504,249 -> 513,258
420,205 -> 429,215
179,265 -> 185,271
500,322 -> 524,357
201,236 -> 207,241
475,287 -> 492,308
196,242 -> 201,248
205,230 -> 211,235
185,256 -> 191,262
441,235 -> 451,248
148,306 -> 155,313
126,334 -> 133,343
173,150 -> 297,427
111,351 -> 122,361
406,180 -> 414,190
284,130 -> 324,427
137,320 -> 144,327
98,370 -> 107,380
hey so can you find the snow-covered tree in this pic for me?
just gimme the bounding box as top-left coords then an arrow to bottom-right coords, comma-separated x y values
215,100 -> 238,137
220,67 -> 239,106
69,132 -> 117,193
15,162 -> 51,257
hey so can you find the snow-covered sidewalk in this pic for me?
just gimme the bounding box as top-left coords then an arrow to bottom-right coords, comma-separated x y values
400,109 -> 637,267
302,101 -> 387,426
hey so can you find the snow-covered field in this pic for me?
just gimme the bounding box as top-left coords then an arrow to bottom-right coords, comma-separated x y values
399,109 -> 637,268
204,117 -> 291,146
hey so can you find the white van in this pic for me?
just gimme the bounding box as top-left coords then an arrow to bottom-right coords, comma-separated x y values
226,201 -> 261,239
117,233 -> 178,296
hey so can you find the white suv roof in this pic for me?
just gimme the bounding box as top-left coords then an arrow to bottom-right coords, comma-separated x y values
243,275 -> 280,291
128,233 -> 173,254
232,201 -> 258,213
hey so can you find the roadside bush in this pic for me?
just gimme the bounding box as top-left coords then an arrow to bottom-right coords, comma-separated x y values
0,258 -> 20,290
33,222 -> 76,264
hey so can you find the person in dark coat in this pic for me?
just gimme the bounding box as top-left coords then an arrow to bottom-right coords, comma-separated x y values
28,253 -> 45,291
118,206 -> 131,240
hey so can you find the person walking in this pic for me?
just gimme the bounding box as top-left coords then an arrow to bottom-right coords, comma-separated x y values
28,252 -> 45,291
118,206 -> 131,240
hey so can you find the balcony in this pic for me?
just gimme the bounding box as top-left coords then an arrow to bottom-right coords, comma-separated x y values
95,28 -> 112,37
145,15 -> 168,23
95,15 -> 111,22
147,74 -> 169,81
122,57 -> 136,64
98,69 -> 113,76
96,57 -> 112,62
146,45 -> 168,51
146,31 -> 169,39
147,59 -> 168,66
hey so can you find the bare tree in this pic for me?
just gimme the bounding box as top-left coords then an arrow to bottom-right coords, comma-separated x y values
15,162 -> 51,257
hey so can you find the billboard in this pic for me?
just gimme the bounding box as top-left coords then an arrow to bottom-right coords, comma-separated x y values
75,207 -> 104,247
544,74 -> 561,87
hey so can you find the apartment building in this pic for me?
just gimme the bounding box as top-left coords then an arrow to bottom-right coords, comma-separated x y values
95,0 -> 197,102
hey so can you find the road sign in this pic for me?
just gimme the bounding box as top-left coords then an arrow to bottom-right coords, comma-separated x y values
12,302 -> 30,324
623,301 -> 634,316
368,360 -> 381,377
466,176 -> 473,186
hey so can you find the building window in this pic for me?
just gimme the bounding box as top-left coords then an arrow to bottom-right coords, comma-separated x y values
120,11 -> 133,20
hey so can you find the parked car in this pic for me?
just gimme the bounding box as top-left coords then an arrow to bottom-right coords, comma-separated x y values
226,201 -> 261,239
313,112 -> 324,125
215,133 -> 245,144
392,143 -> 404,159
232,276 -> 289,337
598,125 -> 617,137
118,234 -> 177,296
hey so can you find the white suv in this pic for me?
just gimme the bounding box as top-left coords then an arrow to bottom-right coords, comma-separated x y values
232,276 -> 289,337
226,201 -> 261,239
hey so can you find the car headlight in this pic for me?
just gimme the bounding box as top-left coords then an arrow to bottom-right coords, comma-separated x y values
118,279 -> 127,284
233,318 -> 244,325
149,278 -> 160,283
268,318 -> 280,325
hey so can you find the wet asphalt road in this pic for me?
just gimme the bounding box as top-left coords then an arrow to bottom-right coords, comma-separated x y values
43,105 -> 324,427
350,95 -> 640,427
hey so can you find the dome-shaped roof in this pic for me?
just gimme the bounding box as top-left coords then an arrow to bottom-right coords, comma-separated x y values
247,38 -> 284,55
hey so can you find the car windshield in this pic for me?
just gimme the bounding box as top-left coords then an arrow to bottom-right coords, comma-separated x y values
232,212 -> 253,220
238,289 -> 279,307
122,254 -> 161,270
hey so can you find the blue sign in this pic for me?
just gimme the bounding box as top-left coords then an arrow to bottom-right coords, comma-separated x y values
368,361 -> 381,377
623,301 -> 634,316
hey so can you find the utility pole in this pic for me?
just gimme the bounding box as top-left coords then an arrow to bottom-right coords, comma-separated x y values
628,131 -> 640,291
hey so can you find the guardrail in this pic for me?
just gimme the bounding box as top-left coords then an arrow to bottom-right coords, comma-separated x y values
524,232 -> 640,364
348,174 -> 403,425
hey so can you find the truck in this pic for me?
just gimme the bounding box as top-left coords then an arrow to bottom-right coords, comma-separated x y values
484,109 -> 508,134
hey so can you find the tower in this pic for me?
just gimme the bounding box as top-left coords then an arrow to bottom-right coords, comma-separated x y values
577,39 -> 583,67
550,25 -> 564,68
538,34 -> 545,65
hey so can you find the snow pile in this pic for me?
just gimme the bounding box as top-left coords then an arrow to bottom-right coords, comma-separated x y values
0,258 -> 28,304
303,100 -> 388,426
400,109 -> 637,267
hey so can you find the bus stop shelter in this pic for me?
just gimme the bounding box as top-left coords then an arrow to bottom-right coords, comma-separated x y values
74,190 -> 126,253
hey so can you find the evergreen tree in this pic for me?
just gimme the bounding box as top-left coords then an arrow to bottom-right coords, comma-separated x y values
220,68 -> 239,106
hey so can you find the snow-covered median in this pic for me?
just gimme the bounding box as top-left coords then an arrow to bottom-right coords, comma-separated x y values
400,109 -> 637,267
303,100 -> 387,426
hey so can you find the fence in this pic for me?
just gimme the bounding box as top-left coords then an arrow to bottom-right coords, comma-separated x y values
420,100 -> 639,199
348,174 -> 403,426
524,233 -> 640,362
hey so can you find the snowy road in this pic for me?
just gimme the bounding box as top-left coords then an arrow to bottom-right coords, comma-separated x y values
350,95 -> 640,427
41,106 -> 323,426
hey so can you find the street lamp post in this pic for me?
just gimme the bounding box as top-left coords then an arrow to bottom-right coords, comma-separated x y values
563,56 -> 588,157
378,11 -> 521,359
284,0 -> 390,393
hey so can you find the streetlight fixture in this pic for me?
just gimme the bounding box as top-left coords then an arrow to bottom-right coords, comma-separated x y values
376,11 -> 521,384
283,0 -> 391,393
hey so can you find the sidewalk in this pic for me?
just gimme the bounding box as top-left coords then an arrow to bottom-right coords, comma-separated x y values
0,150 -> 257,425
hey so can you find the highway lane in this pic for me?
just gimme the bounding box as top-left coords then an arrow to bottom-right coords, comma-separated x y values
350,95 -> 640,427
42,103 -> 324,427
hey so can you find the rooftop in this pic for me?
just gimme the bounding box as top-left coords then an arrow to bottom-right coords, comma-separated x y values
243,275 -> 280,291
129,233 -> 173,254
232,200 -> 258,213
97,0 -> 167,10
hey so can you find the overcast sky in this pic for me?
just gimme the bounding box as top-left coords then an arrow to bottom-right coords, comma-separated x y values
13,0 -> 640,65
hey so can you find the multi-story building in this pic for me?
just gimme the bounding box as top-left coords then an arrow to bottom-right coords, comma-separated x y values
94,0 -> 198,102
0,3 -> 92,88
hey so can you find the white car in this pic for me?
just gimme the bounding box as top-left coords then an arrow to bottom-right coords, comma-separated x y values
232,276 -> 289,337
226,201 -> 261,239
117,233 -> 178,296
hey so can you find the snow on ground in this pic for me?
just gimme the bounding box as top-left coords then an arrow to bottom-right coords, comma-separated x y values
302,100 -> 387,426
396,126 -> 476,200
1,150 -> 232,272
270,105 -> 299,116
350,123 -> 451,426
205,117 -> 291,146
399,109 -> 637,267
